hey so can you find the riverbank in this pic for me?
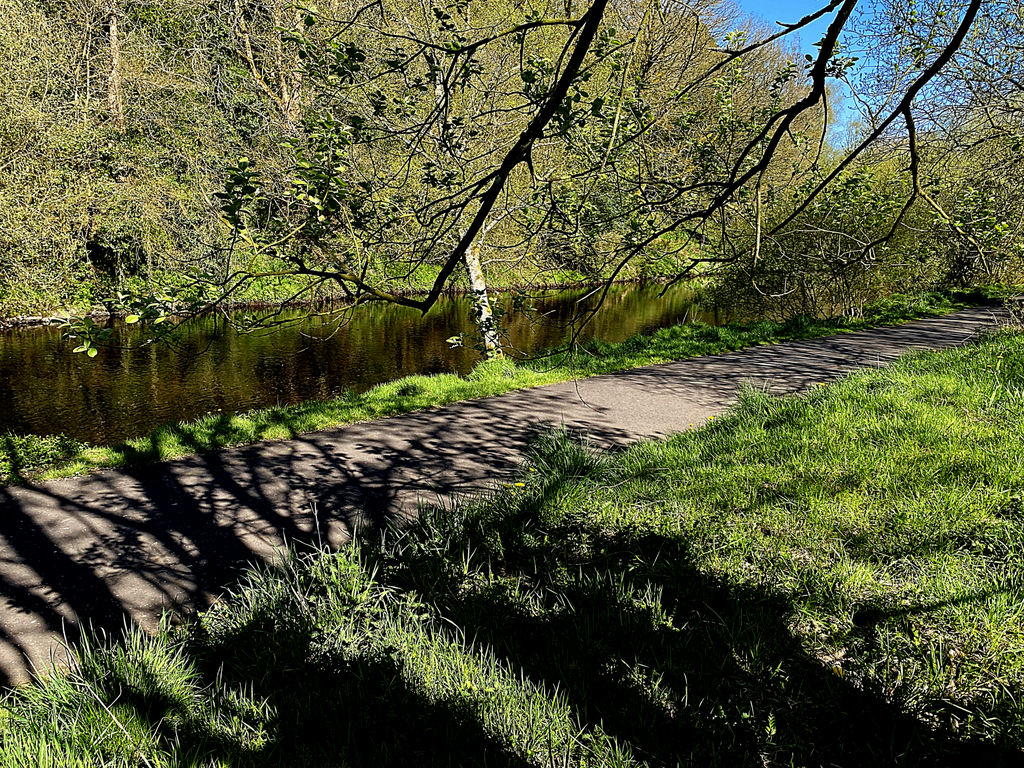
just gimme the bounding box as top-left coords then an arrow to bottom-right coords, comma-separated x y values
2,239 -> 698,324
0,290 -> 998,485
0,275 -> 676,330
3,326 -> 1022,764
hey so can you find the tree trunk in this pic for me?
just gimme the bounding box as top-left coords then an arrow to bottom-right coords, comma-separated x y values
463,240 -> 502,359
231,0 -> 302,130
422,31 -> 501,358
107,6 -> 125,132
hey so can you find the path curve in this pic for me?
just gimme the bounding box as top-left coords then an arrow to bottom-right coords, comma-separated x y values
0,306 -> 1006,685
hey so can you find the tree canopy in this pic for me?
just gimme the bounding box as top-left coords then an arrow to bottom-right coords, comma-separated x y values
1,0 -> 1019,348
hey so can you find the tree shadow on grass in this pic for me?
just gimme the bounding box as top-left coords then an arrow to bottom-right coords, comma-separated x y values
6,426 -> 1021,765
95,638 -> 534,768
363,438 -> 1021,767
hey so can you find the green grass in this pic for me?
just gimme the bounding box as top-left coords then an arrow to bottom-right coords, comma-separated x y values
3,328 -> 1024,765
0,289 -> 993,485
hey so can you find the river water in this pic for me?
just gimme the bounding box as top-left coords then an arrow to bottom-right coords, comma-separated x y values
0,283 -> 723,444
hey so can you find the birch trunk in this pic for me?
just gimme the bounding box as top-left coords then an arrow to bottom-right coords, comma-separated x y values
420,34 -> 502,358
107,6 -> 125,132
463,240 -> 502,359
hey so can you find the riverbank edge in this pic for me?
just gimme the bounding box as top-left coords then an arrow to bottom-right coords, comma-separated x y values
0,290 -> 1008,487
0,276 -> 678,330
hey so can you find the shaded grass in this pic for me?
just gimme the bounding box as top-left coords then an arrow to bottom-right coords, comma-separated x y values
0,551 -> 639,767
0,290 -> 990,485
3,328 -> 1024,765
0,433 -> 87,482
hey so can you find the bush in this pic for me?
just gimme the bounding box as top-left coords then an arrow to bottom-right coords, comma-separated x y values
0,433 -> 88,484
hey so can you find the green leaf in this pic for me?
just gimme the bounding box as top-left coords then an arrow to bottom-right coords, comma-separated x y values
73,345 -> 89,354
86,348 -> 98,358
125,314 -> 140,324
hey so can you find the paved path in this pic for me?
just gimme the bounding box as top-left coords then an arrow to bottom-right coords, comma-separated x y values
0,307 -> 1006,685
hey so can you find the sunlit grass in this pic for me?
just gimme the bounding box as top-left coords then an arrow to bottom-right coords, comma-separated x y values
3,328 -> 1023,764
0,290 -> 984,485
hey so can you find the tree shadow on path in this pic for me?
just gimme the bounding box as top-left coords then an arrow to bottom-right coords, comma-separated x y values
0,306 -> 1005,686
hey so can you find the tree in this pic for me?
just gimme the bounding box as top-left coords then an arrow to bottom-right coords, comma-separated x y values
67,0 -> 1001,356
847,0 -> 1024,286
193,0 -> 818,344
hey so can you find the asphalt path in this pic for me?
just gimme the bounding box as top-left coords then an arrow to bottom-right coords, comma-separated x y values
0,306 -> 1006,685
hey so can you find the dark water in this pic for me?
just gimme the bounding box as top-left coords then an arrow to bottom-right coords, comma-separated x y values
0,284 -> 721,444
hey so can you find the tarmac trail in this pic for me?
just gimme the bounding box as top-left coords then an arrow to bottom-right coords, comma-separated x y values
0,306 -> 1005,685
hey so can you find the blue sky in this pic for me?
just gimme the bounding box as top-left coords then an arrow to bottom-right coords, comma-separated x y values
732,0 -> 838,55
733,0 -> 858,138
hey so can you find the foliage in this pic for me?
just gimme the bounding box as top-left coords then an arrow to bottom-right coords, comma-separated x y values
3,0 -> 1016,332
0,0 -> 295,316
0,433 -> 87,485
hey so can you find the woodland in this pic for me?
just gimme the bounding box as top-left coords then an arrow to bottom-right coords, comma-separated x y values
1,0 -> 1021,345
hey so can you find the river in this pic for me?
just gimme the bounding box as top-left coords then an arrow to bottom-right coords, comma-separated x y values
0,283 -> 723,444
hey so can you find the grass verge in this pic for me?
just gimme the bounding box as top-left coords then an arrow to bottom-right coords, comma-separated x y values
0,289 -> 1000,485
2,327 -> 1023,765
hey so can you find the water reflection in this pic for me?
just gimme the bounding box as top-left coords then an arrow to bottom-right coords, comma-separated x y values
0,284 -> 721,444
